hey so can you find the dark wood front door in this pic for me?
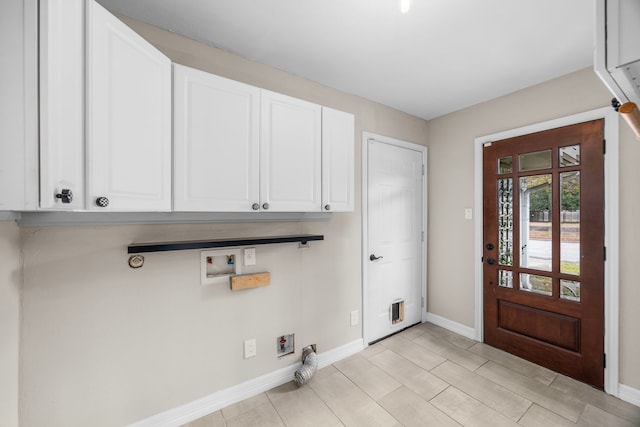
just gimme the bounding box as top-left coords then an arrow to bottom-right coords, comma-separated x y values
483,119 -> 605,388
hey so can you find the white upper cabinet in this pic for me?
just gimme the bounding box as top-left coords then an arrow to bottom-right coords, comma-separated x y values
174,64 -> 260,212
322,107 -> 355,212
39,0 -> 85,210
260,90 -> 322,212
85,1 -> 171,211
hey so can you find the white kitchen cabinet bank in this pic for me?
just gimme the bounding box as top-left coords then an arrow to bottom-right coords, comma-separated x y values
5,0 -> 172,212
174,65 -> 354,213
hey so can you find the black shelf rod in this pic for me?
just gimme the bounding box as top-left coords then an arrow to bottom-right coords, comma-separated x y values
128,234 -> 324,254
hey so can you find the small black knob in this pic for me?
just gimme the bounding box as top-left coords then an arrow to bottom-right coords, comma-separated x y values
324,204 -> 331,211
95,197 -> 109,208
486,243 -> 495,250
262,203 -> 269,210
252,203 -> 260,211
486,258 -> 496,265
55,189 -> 73,204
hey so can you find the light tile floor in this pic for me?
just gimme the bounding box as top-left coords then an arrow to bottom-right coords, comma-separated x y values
181,322 -> 640,427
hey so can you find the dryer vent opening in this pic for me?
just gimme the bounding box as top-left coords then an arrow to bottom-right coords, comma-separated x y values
391,300 -> 404,325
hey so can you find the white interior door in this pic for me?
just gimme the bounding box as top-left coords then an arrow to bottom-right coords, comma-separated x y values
366,136 -> 425,343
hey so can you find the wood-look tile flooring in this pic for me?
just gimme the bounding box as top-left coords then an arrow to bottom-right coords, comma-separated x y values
181,322 -> 640,427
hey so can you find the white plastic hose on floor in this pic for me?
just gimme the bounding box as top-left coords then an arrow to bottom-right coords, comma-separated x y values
294,345 -> 318,387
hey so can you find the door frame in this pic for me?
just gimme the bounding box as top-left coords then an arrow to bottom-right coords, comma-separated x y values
473,107 -> 620,395
362,132 -> 428,344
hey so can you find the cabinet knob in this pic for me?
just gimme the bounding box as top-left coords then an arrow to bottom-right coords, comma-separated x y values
252,203 -> 260,211
95,197 -> 109,208
55,189 -> 73,204
262,203 -> 270,210
324,204 -> 331,211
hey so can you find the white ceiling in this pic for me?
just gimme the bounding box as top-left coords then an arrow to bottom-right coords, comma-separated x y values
97,0 -> 595,120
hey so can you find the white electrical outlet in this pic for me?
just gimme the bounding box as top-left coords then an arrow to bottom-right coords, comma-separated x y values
350,310 -> 359,326
464,208 -> 473,220
244,338 -> 257,359
244,247 -> 256,266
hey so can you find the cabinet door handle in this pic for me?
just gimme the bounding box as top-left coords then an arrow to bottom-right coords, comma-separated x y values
252,203 -> 260,211
95,197 -> 109,208
55,189 -> 73,204
262,203 -> 270,210
324,204 -> 331,211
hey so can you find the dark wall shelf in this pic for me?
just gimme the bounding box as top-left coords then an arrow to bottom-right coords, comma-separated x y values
128,234 -> 324,254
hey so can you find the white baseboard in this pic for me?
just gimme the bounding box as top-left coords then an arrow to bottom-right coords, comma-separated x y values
619,384 -> 640,407
424,312 -> 478,341
127,338 -> 365,427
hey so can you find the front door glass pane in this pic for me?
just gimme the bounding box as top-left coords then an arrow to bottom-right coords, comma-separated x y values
499,270 -> 513,288
559,145 -> 580,167
520,273 -> 552,296
561,171 -> 580,275
561,280 -> 581,302
519,175 -> 552,271
519,150 -> 552,172
498,178 -> 513,266
498,156 -> 513,174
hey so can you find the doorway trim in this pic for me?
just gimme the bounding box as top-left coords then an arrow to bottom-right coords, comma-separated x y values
473,107 -> 619,395
362,131 -> 428,345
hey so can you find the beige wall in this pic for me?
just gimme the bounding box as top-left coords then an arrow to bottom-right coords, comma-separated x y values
0,220 -> 21,427
18,18 -> 429,427
427,68 -> 640,389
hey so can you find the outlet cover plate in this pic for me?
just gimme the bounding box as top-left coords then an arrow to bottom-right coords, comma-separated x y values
244,247 -> 256,266
244,338 -> 257,359
350,310 -> 359,326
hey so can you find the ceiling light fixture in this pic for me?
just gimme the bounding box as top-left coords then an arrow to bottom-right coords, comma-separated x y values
399,0 -> 413,14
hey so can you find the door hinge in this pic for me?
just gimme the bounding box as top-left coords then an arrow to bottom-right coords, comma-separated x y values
422,164 -> 425,176
421,231 -> 424,242
604,246 -> 607,261
421,297 -> 425,308
603,139 -> 606,155
603,353 -> 607,369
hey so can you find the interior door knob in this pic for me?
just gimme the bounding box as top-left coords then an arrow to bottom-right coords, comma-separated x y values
370,254 -> 383,261
486,258 -> 496,265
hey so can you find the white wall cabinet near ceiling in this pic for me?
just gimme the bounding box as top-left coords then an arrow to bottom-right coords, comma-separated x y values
595,0 -> 640,106
24,0 -> 172,212
260,90 -> 322,212
174,65 -> 354,213
173,64 -> 260,212
39,0 -> 85,210
322,107 -> 355,212
85,1 -> 172,211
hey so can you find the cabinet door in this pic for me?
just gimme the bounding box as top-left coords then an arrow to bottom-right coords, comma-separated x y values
260,90 -> 322,212
39,0 -> 85,210
174,65 -> 260,212
86,1 -> 171,211
321,107 -> 355,212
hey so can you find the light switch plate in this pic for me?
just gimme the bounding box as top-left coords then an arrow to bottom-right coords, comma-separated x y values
350,310 -> 359,326
244,247 -> 256,266
464,208 -> 473,220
